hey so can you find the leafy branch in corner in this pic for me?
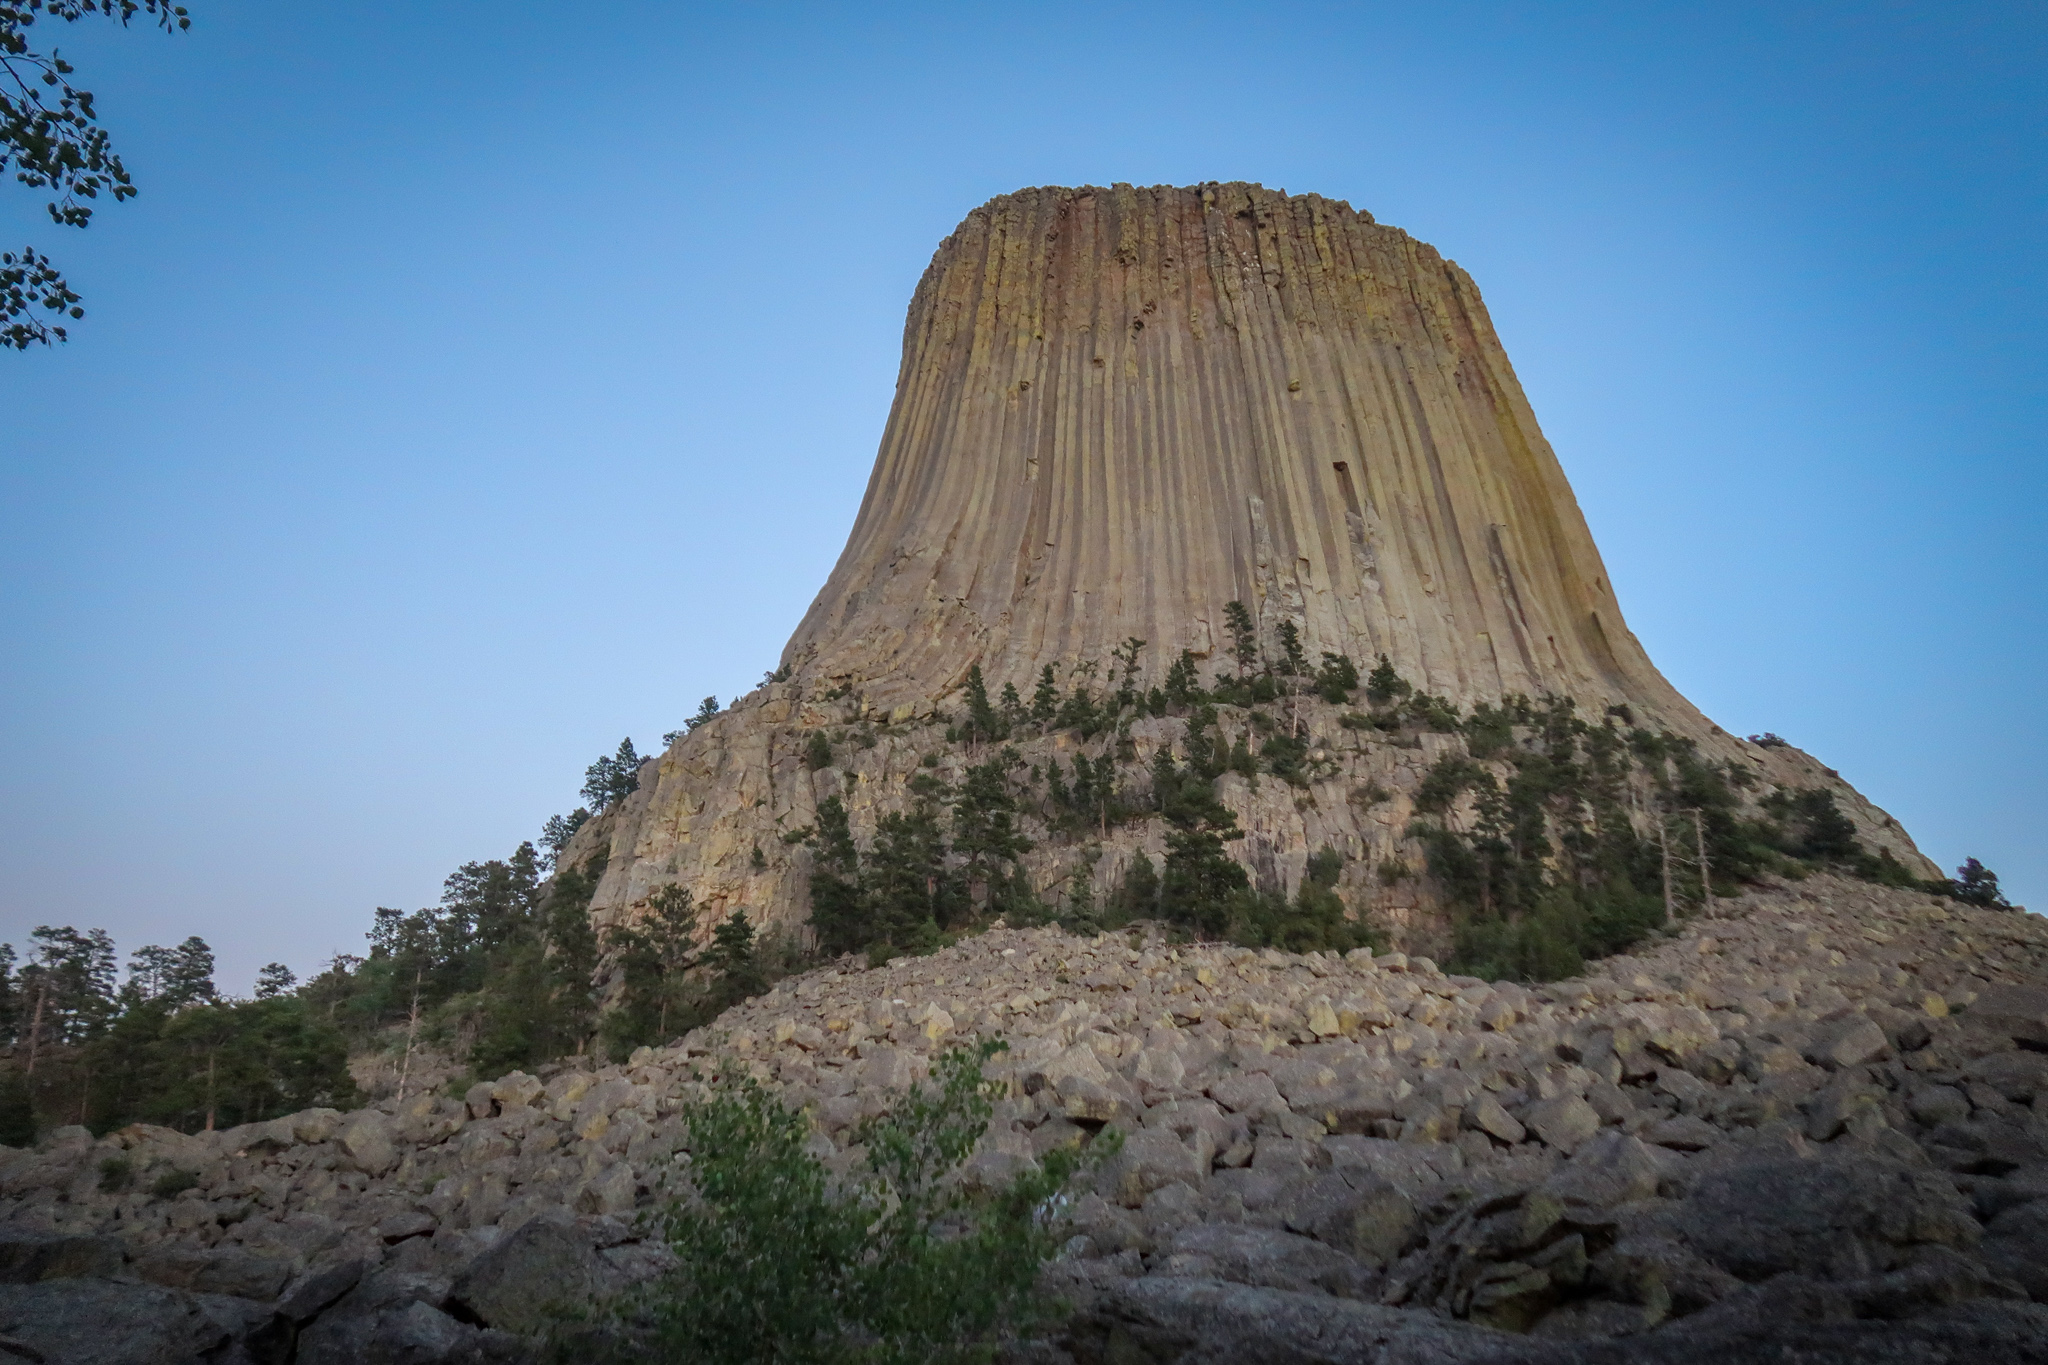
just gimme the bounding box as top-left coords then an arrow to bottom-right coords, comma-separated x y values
1,0 -> 188,347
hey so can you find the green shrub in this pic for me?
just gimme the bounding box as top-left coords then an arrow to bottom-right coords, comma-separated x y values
591,1043 -> 1090,1365
1261,731 -> 1310,786
151,1168 -> 198,1199
1948,857 -> 2012,909
1364,654 -> 1410,706
1414,755 -> 1486,815
1406,692 -> 1462,733
1315,652 -> 1359,703
804,731 -> 833,771
1464,702 -> 1516,759
98,1157 -> 133,1193
1223,848 -> 1382,954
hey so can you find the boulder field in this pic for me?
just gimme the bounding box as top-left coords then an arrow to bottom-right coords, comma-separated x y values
1,874 -> 2044,1363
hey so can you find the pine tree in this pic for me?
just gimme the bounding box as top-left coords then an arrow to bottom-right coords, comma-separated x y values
865,781 -> 955,953
253,964 -> 296,999
0,1071 -> 32,1147
1951,858 -> 2012,909
1111,637 -> 1146,710
161,938 -> 215,1008
1030,666 -> 1060,726
1070,753 -> 1118,836
952,758 -> 1033,911
1045,758 -> 1074,813
686,697 -> 722,732
1053,684 -> 1101,738
1224,601 -> 1260,675
1275,620 -> 1306,677
708,911 -> 767,1007
807,796 -> 867,958
582,739 -> 643,811
1316,651 -> 1359,702
539,809 -> 589,869
0,944 -> 16,1045
23,926 -> 117,1054
963,664 -> 1005,743
1164,650 -> 1201,709
1365,654 -> 1411,707
538,857 -> 604,1055
1116,852 -> 1160,919
601,883 -> 701,1055
1161,826 -> 1249,937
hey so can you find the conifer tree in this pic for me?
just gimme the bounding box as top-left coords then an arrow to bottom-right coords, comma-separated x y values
1054,684 -> 1101,737
1111,637 -> 1146,710
865,779 -> 955,953
962,664 -> 1005,743
601,884 -> 700,1055
1951,858 -> 2011,909
1117,852 -> 1160,919
1224,601 -> 1259,675
707,911 -> 767,1007
1275,620 -> 1306,677
1365,654 -> 1411,707
541,860 -> 603,1053
582,739 -> 643,811
1316,651 -> 1359,702
1030,666 -> 1060,726
253,964 -> 296,1000
807,796 -> 866,958
952,758 -> 1032,910
539,809 -> 589,869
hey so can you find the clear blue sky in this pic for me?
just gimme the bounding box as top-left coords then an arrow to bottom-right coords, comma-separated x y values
2,1 -> 2041,991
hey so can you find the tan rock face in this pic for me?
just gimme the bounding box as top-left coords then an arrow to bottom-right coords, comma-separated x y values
563,182 -> 1939,939
785,181 -> 1688,718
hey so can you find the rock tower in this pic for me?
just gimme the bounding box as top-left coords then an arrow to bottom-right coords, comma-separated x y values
787,182 -> 1690,723
566,184 -> 1935,940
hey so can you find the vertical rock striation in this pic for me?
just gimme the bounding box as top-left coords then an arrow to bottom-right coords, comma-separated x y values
564,183 -> 1936,940
785,182 -> 1692,724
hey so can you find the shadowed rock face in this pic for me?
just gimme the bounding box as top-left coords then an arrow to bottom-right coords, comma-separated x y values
785,182 -> 1691,722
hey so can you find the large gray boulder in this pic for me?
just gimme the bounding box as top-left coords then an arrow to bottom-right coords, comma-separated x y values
1063,1275 -> 1519,1365
1161,1223 -> 1377,1299
294,1269 -> 463,1365
0,1277 -> 267,1365
1978,1197 -> 2048,1301
130,1244 -> 293,1301
0,1231 -> 122,1283
447,1215 -> 620,1336
1274,1171 -> 1419,1268
1677,1156 -> 1980,1281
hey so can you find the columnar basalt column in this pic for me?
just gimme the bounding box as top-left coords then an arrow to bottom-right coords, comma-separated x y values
783,181 -> 1701,728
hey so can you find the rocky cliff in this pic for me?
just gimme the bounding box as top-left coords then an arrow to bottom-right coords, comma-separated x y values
561,183 -> 1935,945
787,182 -> 1674,715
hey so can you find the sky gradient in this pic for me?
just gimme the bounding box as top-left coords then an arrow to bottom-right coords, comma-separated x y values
2,1 -> 2041,991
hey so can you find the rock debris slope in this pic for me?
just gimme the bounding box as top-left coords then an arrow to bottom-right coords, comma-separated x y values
2,877 -> 2044,1360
